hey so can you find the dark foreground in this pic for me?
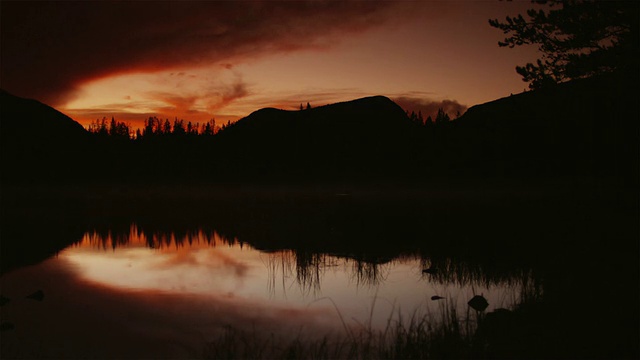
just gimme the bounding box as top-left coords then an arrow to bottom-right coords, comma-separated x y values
1,178 -> 638,359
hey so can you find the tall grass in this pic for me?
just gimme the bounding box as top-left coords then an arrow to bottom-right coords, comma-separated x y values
203,297 -> 482,360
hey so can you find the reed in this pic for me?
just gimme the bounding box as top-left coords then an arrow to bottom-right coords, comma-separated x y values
203,296 -> 483,360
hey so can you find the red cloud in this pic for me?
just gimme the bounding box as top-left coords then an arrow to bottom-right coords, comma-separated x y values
1,1 -> 414,106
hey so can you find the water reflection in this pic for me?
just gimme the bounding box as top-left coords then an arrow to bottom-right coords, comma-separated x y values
1,222 -> 541,359
60,224 -> 534,328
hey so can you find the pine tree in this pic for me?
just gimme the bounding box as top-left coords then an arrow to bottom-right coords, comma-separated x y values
489,0 -> 639,89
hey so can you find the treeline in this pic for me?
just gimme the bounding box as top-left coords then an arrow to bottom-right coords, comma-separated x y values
406,107 -> 460,127
87,116 -> 233,139
87,106 -> 458,141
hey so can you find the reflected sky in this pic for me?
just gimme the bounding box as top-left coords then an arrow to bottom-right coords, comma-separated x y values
61,226 -> 523,328
1,225 -> 529,358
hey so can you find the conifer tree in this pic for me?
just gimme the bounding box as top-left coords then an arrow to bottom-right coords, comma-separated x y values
490,0 -> 638,89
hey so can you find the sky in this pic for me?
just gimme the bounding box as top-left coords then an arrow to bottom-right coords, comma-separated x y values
1,1 -> 542,129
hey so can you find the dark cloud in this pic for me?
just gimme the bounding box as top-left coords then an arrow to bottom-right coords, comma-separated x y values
242,88 -> 367,111
148,93 -> 200,115
210,78 -> 250,111
393,97 -> 468,120
1,1 -> 412,106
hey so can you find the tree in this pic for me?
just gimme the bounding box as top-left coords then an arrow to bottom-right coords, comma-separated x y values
202,119 -> 216,136
435,108 -> 450,125
162,119 -> 172,134
306,102 -> 311,110
109,116 -> 117,136
489,0 -> 639,89
88,117 -> 108,136
88,116 -> 130,139
203,122 -> 213,136
172,119 -> 185,136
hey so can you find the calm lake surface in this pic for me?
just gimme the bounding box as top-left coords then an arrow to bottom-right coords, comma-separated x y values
2,184 -> 637,358
1,224 -> 530,359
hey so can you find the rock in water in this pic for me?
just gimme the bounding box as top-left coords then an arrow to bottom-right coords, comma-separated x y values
468,295 -> 489,311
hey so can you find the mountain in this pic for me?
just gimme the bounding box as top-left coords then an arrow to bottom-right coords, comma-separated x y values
213,96 -> 420,181
450,71 -> 639,181
1,71 -> 636,185
0,90 -> 87,139
0,90 -> 89,183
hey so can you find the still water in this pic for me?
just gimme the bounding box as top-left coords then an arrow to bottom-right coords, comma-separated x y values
1,224 -> 530,358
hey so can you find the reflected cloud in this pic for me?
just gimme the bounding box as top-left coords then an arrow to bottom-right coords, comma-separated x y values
0,255 -> 339,359
64,229 -> 256,294
59,223 -> 535,332
0,219 -> 537,359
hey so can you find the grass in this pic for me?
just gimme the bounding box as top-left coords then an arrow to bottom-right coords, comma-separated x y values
203,297 -> 486,360
203,272 -> 551,360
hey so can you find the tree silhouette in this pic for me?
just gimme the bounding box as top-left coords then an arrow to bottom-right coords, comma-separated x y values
88,117 -> 109,136
162,119 -> 171,134
203,120 -> 214,136
435,108 -> 450,125
172,119 -> 186,136
88,116 -> 131,139
489,0 -> 639,89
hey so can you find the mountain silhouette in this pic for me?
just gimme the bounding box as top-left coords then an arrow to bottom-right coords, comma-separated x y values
451,71 -> 639,181
1,70 -> 637,185
0,90 -> 87,139
0,90 -> 89,183
214,96 -> 419,181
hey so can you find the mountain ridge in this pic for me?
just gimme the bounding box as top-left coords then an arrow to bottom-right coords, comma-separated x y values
0,89 -> 87,139
0,71 -> 637,184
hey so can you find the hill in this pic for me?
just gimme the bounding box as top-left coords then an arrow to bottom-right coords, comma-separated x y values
213,96 -> 420,181
0,90 -> 89,183
448,71 -> 639,182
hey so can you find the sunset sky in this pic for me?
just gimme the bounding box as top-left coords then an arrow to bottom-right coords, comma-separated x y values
1,1 -> 541,129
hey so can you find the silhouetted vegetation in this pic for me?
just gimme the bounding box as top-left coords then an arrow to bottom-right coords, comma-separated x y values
489,0 -> 639,89
203,301 -> 479,360
88,117 -> 133,139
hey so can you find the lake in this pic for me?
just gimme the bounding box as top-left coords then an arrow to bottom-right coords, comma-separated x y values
0,223 -> 534,358
0,184 -> 637,358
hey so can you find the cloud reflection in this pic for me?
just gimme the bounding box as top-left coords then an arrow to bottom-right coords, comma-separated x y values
63,230 -> 258,294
